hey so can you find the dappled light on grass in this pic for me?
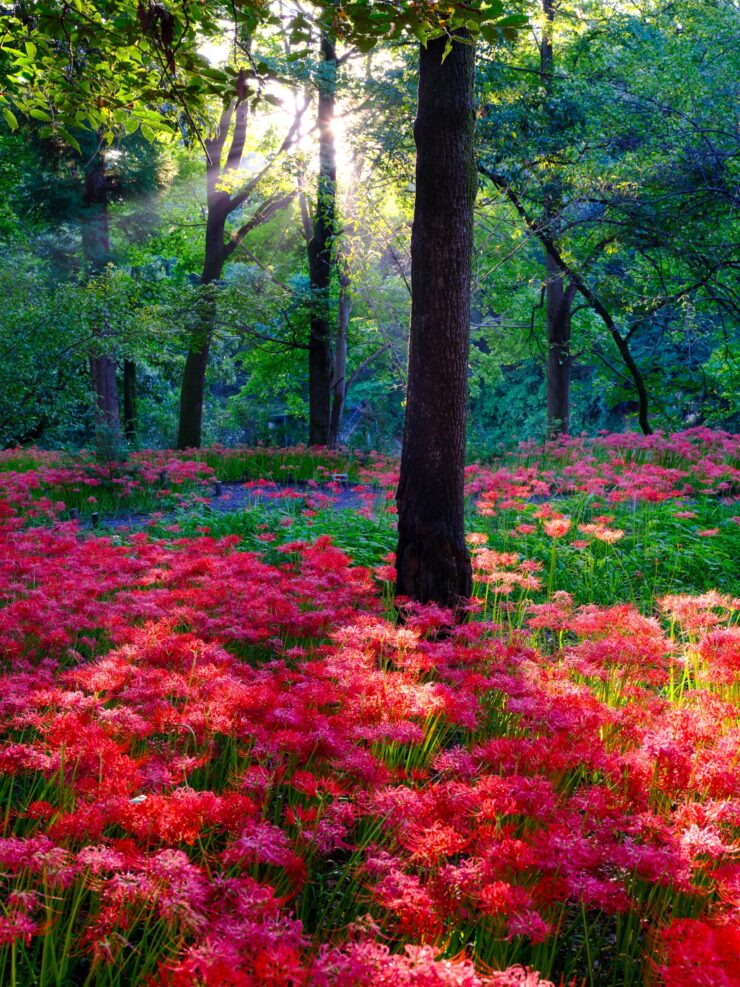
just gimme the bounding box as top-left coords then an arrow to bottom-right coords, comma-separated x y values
0,430 -> 738,985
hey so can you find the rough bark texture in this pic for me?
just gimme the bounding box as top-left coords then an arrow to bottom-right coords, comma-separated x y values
307,33 -> 337,447
82,149 -> 120,438
541,0 -> 572,437
88,350 -> 119,435
395,34 -> 476,609
123,359 -> 137,443
541,0 -> 554,78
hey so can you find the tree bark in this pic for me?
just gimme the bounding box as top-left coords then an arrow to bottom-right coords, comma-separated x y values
122,359 -> 137,443
177,98 -> 244,449
478,164 -> 653,435
82,147 -> 120,441
307,33 -> 337,446
395,33 -> 476,609
545,252 -> 574,435
541,0 -> 572,437
177,293 -> 216,449
328,256 -> 350,448
88,350 -> 119,436
175,83 -> 298,449
540,0 -> 554,79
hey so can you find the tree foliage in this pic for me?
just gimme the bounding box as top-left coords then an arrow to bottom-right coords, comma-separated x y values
0,0 -> 736,450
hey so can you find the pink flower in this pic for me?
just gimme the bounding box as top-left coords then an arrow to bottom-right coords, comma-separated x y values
543,518 -> 571,538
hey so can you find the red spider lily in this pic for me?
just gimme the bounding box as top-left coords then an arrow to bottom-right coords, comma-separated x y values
0,437 -> 739,986
656,918 -> 740,986
542,518 -> 571,539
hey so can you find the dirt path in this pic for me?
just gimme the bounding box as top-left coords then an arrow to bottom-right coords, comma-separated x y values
96,480 -> 386,530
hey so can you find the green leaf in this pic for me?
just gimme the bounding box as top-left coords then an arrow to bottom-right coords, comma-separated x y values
199,66 -> 229,82
479,22 -> 499,43
494,14 -> 529,29
412,24 -> 428,47
58,129 -> 81,154
353,35 -> 377,53
2,108 -> 18,131
29,108 -> 53,122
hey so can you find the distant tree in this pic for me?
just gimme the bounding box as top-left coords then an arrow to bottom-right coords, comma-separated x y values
176,65 -> 298,449
80,138 -> 121,446
305,30 -> 339,447
477,0 -> 739,436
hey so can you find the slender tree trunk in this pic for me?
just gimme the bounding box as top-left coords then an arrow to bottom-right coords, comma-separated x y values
480,163 -> 654,437
546,253 -> 574,435
541,0 -> 572,437
82,148 -> 120,440
328,258 -> 350,448
395,33 -> 476,609
307,33 -> 337,446
175,58 -> 296,449
123,359 -> 137,443
176,98 -> 243,449
177,202 -> 229,448
610,327 -> 653,434
88,351 -> 119,433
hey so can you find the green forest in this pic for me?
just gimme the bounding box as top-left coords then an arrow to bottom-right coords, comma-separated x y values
1,0 -> 737,453
1,3 -> 739,986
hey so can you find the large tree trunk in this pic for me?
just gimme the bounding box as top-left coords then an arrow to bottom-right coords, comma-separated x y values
328,258 -> 350,448
178,350 -> 209,448
82,148 -> 120,441
395,33 -> 476,609
307,33 -> 337,446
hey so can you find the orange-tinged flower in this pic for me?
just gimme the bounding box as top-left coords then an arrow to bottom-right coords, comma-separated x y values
543,518 -> 571,538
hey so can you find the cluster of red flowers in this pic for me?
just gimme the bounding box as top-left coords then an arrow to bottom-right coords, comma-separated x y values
467,427 -> 740,511
0,434 -> 738,986
0,448 -> 214,520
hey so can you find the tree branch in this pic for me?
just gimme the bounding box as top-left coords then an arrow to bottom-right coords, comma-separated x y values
205,101 -> 235,176
478,162 -> 654,433
224,192 -> 296,259
227,98 -> 310,213
224,97 -> 249,172
347,342 -> 391,390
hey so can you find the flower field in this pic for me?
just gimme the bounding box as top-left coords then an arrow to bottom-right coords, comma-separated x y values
1,429 -> 739,986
